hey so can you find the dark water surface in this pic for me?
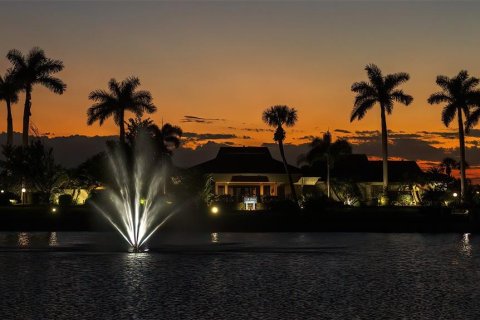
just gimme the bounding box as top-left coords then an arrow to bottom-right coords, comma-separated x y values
0,232 -> 479,319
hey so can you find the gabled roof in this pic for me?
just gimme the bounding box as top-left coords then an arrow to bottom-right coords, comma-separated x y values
365,160 -> 424,183
190,147 -> 300,174
302,154 -> 424,183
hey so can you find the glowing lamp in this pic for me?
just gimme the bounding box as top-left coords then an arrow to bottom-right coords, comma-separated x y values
21,188 -> 26,193
211,206 -> 219,215
453,192 -> 458,198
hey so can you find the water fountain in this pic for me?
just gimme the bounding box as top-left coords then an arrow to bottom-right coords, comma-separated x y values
92,133 -> 176,252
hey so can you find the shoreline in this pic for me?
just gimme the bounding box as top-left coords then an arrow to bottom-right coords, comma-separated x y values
0,205 -> 476,233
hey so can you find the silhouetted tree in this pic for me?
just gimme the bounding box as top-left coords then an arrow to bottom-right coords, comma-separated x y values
298,131 -> 352,198
262,105 -> 299,204
126,116 -> 183,194
350,64 -> 413,203
0,140 -> 66,202
87,77 -> 156,144
0,69 -> 20,145
428,70 -> 480,202
440,157 -> 459,177
7,47 -> 66,147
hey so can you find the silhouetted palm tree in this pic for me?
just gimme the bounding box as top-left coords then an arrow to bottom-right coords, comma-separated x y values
350,64 -> 413,202
7,47 -> 66,147
298,131 -> 352,198
126,116 -> 182,194
87,77 -> 156,143
428,70 -> 480,202
0,69 -> 20,145
440,157 -> 459,177
153,123 -> 182,194
262,105 -> 299,204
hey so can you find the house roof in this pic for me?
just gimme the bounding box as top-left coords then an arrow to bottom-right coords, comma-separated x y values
302,154 -> 424,183
190,147 -> 301,174
231,175 -> 269,182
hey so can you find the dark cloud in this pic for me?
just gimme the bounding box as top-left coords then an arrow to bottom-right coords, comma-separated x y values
355,130 -> 380,135
227,126 -> 273,133
181,115 -> 225,124
183,132 -> 250,142
334,129 -> 351,134
296,135 -> 316,141
417,131 -> 457,139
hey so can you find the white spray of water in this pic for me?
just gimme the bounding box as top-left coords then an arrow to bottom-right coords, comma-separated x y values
93,134 -> 175,251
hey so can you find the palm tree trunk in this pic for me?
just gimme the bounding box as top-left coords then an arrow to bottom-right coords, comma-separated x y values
119,110 -> 125,144
380,106 -> 389,203
458,108 -> 466,202
22,87 -> 32,148
6,99 -> 13,145
326,154 -> 330,198
278,139 -> 298,205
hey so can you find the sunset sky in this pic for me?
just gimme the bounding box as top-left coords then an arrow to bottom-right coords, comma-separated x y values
1,1 -> 480,176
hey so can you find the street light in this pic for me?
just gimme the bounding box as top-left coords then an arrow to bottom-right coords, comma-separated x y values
453,192 -> 458,198
21,188 -> 26,204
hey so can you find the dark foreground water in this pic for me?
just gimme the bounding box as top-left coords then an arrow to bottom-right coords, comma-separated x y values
0,232 -> 479,319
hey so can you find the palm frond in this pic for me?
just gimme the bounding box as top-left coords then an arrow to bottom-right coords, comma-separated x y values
350,99 -> 376,122
385,72 -> 410,91
365,64 -> 383,88
428,92 -> 452,105
466,107 -> 480,131
441,104 -> 457,127
391,90 -> 413,106
6,49 -> 26,70
37,76 -> 66,94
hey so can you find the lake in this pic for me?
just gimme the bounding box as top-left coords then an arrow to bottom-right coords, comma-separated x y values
0,232 -> 478,319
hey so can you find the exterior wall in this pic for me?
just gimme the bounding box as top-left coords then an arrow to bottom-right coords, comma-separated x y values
211,173 -> 301,198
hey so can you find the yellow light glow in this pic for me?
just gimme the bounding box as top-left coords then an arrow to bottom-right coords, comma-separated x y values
51,207 -> 57,213
453,192 -> 458,198
211,206 -> 219,215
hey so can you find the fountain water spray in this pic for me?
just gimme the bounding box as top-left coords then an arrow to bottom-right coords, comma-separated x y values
92,133 -> 175,252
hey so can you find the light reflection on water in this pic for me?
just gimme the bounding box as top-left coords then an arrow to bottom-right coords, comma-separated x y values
0,232 -> 479,319
461,233 -> 472,257
17,232 -> 30,247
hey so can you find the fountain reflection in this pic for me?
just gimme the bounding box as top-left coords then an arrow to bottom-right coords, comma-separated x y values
17,232 -> 30,247
461,233 -> 472,257
211,232 -> 219,243
48,232 -> 58,247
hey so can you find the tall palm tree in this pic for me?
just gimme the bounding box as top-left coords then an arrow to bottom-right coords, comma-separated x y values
7,47 -> 66,147
298,131 -> 352,198
350,64 -> 413,202
262,105 -> 299,204
87,77 -> 156,143
0,69 -> 20,145
428,70 -> 480,202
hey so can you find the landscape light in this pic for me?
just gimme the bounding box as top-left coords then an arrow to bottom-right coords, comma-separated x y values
51,207 -> 57,213
21,188 -> 26,193
211,206 -> 219,215
0,190 -> 4,193
453,192 -> 458,198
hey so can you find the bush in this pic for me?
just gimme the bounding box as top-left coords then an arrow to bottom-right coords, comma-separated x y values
58,194 -> 74,206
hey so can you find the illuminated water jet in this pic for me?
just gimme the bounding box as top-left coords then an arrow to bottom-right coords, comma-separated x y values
92,133 -> 175,252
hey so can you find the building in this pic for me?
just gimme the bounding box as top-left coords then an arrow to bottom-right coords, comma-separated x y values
191,147 -> 301,210
301,154 -> 425,205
